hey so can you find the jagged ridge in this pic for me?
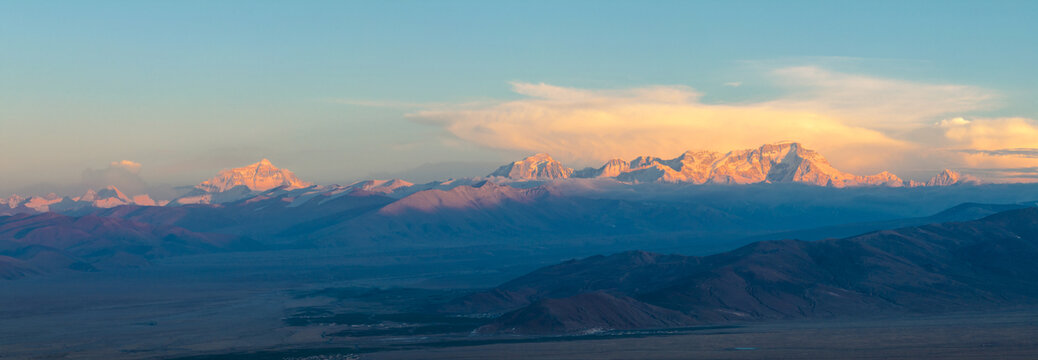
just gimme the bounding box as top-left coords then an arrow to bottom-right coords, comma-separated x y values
493,142 -> 978,188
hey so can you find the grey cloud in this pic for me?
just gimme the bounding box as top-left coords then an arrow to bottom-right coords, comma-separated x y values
956,148 -> 1038,158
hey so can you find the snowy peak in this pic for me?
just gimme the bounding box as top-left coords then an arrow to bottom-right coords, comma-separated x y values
2,145 -> 988,215
490,153 -> 574,180
629,156 -> 666,169
131,194 -> 158,206
79,185 -> 129,203
574,159 -> 631,178
1,195 -> 24,208
72,186 -> 159,209
78,186 -> 128,208
171,159 -> 312,205
749,142 -> 851,186
1,186 -> 161,214
493,142 -> 967,188
599,159 -> 632,178
928,169 -> 961,186
351,179 -> 415,194
197,159 -> 312,193
617,162 -> 686,183
712,142 -> 909,187
927,169 -> 980,186
17,193 -> 66,213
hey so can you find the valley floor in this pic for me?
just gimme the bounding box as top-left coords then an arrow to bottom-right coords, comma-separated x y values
0,244 -> 649,360
346,309 -> 1038,360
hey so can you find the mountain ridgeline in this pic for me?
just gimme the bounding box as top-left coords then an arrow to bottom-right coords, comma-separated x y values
448,207 -> 1038,335
1,142 -> 979,215
0,142 -> 1026,281
491,142 -> 978,187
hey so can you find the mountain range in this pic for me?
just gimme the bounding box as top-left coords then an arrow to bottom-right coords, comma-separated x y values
0,212 -> 253,279
0,142 -> 1017,281
0,142 -> 983,216
448,207 -> 1038,335
1,186 -> 161,214
492,142 -> 978,187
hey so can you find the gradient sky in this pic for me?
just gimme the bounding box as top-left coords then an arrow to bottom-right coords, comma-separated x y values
3,1 -> 1038,196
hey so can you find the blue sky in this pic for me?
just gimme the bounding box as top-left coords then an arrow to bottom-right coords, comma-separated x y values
3,1 -> 1038,195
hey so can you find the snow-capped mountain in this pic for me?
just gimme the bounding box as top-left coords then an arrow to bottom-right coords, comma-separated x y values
64,186 -> 162,210
0,144 -> 989,215
77,186 -> 134,208
608,142 -> 895,186
489,153 -> 573,180
170,158 -> 429,206
1,193 -> 64,213
1,186 -> 161,214
573,158 -> 631,178
171,159 -> 315,205
509,142 -> 980,188
927,169 -> 981,187
349,179 -> 414,194
378,181 -> 546,215
197,158 -> 312,193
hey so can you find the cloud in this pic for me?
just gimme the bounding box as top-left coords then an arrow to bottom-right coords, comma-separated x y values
959,167 -> 1038,183
958,149 -> 1038,157
109,160 -> 142,173
937,117 -> 972,127
410,74 -> 924,173
934,117 -> 1038,174
81,160 -> 148,195
405,66 -> 1033,181
723,82 -> 742,87
939,117 -> 1038,150
766,66 -> 997,129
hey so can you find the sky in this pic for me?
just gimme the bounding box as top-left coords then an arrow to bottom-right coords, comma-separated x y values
2,1 -> 1038,196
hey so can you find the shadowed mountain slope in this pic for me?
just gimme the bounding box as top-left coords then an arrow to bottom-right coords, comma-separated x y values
742,201 -> 1036,243
0,213 -> 253,278
475,292 -> 694,335
84,180 -> 1038,250
454,207 -> 1038,334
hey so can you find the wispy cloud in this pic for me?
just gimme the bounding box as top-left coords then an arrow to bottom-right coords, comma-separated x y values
959,166 -> 1038,183
956,148 -> 1038,157
766,66 -> 997,129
